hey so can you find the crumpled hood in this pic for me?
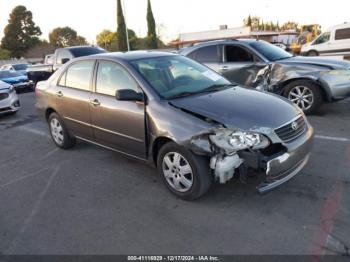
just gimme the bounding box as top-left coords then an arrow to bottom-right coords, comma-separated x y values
281,56 -> 350,70
170,87 -> 300,130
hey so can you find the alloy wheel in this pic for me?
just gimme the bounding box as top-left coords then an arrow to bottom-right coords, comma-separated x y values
50,118 -> 64,146
288,85 -> 314,111
162,152 -> 194,193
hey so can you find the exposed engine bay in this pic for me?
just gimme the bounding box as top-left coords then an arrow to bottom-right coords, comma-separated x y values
189,128 -> 275,184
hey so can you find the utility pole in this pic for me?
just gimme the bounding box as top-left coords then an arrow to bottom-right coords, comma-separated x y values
122,0 -> 130,51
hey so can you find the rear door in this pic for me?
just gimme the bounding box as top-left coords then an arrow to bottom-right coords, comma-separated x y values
54,60 -> 95,139
90,60 -> 146,158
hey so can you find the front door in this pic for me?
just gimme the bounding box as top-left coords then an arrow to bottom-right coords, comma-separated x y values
90,60 -> 146,158
54,60 -> 95,139
220,44 -> 266,87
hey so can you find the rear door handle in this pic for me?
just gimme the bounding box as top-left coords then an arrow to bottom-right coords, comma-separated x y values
90,99 -> 100,107
56,91 -> 63,97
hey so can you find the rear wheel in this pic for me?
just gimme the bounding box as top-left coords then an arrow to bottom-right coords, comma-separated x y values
284,80 -> 323,114
48,113 -> 76,149
157,142 -> 211,200
307,50 -> 319,56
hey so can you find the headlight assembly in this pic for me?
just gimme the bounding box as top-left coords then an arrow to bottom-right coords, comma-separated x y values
9,85 -> 15,93
210,129 -> 270,153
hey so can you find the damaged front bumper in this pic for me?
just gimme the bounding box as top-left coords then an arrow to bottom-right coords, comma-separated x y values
189,118 -> 314,194
258,153 -> 310,193
246,125 -> 314,193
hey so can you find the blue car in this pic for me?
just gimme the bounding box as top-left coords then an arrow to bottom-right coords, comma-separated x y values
0,70 -> 33,92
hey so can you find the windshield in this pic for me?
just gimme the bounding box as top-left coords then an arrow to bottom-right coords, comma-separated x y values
0,71 -> 22,78
12,64 -> 28,70
131,56 -> 231,99
249,40 -> 292,61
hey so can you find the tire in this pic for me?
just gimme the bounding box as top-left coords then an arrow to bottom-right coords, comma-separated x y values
157,142 -> 212,200
283,80 -> 323,114
48,112 -> 76,149
307,50 -> 318,56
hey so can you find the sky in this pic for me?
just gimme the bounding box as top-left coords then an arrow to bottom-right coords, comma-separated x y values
0,0 -> 349,44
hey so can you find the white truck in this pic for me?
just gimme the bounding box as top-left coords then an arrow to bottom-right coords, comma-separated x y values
301,23 -> 350,60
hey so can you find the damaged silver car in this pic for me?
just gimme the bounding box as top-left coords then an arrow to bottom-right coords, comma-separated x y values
180,39 -> 350,114
35,52 -> 314,200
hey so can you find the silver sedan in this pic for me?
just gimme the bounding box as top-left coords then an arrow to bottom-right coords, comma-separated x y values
0,80 -> 20,115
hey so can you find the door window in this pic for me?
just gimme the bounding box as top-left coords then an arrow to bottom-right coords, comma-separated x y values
63,60 -> 95,91
313,32 -> 330,45
225,45 -> 254,62
335,28 -> 350,40
96,61 -> 138,96
194,46 -> 219,63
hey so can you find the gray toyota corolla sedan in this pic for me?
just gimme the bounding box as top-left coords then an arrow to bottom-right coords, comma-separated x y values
35,51 -> 314,200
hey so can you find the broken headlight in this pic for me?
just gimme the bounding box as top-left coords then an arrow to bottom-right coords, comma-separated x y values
210,129 -> 270,153
229,131 -> 270,150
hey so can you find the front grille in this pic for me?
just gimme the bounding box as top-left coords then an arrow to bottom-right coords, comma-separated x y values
275,116 -> 306,142
0,93 -> 9,101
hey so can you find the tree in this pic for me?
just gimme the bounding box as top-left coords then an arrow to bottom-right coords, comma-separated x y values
96,30 -> 117,51
0,48 -> 11,59
1,5 -> 42,58
49,27 -> 87,48
146,0 -> 158,49
244,15 -> 252,27
281,21 -> 299,32
116,0 -> 128,51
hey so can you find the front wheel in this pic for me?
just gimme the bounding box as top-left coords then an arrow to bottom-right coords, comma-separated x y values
157,142 -> 212,200
48,113 -> 76,149
284,80 -> 323,114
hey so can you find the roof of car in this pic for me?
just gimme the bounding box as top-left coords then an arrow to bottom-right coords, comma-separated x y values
88,50 -> 177,61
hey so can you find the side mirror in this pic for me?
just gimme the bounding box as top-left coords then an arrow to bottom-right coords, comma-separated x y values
116,89 -> 144,102
61,58 -> 70,64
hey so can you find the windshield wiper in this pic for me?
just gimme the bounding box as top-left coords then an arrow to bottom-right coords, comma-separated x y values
167,92 -> 197,99
197,84 -> 236,94
167,84 -> 235,100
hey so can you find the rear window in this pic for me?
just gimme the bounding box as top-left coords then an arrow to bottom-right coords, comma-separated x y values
70,47 -> 107,57
335,28 -> 350,40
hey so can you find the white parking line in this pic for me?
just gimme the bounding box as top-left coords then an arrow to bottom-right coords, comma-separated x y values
17,125 -> 49,137
315,135 -> 350,142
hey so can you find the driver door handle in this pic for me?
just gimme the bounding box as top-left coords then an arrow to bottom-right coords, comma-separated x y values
56,91 -> 63,97
220,66 -> 229,71
90,99 -> 100,107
